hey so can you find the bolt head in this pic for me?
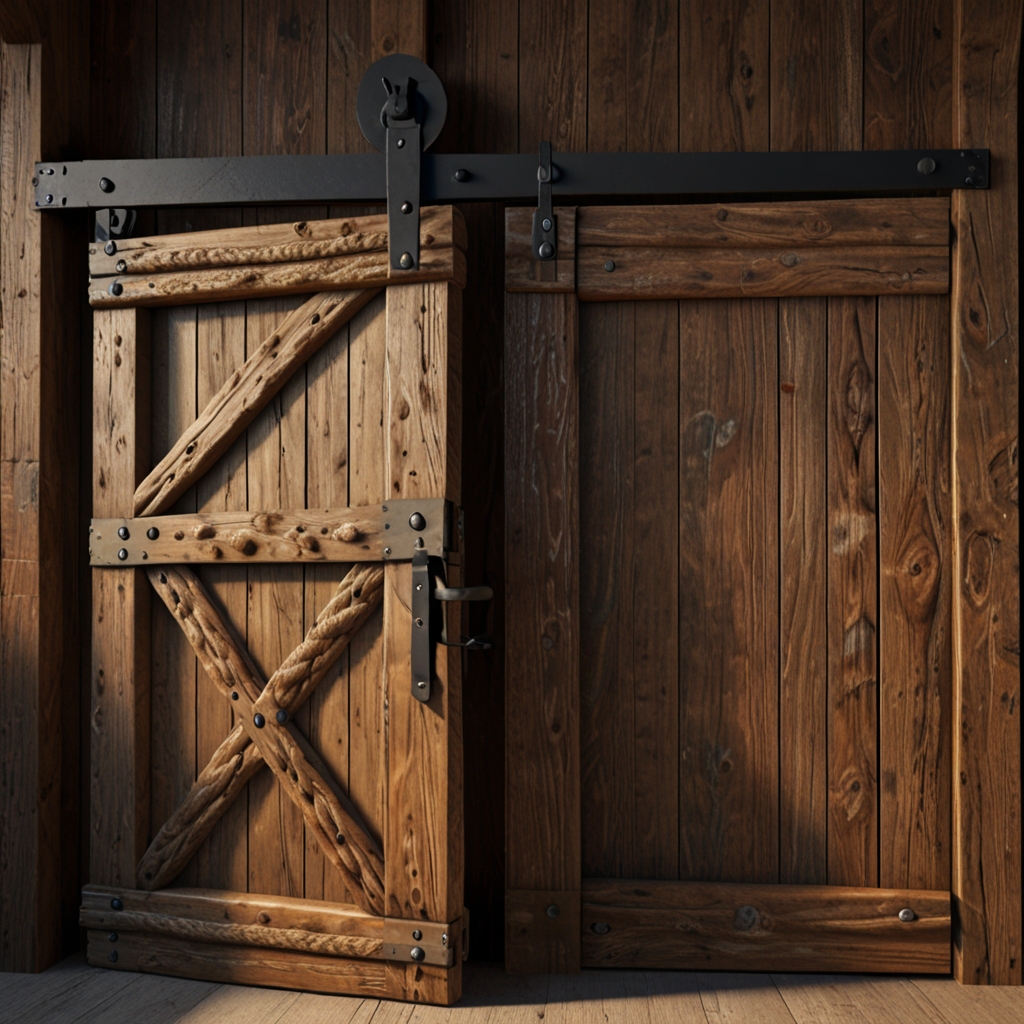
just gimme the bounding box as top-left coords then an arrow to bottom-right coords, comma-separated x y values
116,259 -> 127,273
898,908 -> 916,922
538,241 -> 554,259
917,157 -> 937,175
604,260 -> 616,272
396,138 -> 406,149
409,512 -> 426,531
45,194 -> 53,204
384,546 -> 392,556
546,904 -> 560,919
110,897 -> 124,911
147,527 -> 159,540
253,713 -> 266,729
412,929 -> 423,941
276,709 -> 288,724
965,177 -> 974,186
399,252 -> 414,269
542,217 -> 553,231
108,950 -> 118,963
117,548 -> 129,561
108,932 -> 118,942
410,946 -> 425,962
454,168 -> 470,182
109,282 -> 123,297
231,691 -> 239,701
416,679 -> 427,689
99,177 -> 114,193
104,241 -> 117,256
117,526 -> 130,540
401,201 -> 413,214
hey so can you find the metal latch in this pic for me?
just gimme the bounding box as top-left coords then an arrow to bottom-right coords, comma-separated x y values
532,141 -> 557,260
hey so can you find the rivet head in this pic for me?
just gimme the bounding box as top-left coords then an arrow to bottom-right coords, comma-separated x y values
384,546 -> 392,556
117,526 -> 130,540
231,691 -> 239,701
396,138 -> 406,149
538,241 -> 554,259
453,168 -> 470,182
117,548 -> 128,561
412,929 -> 423,941
898,908 -> 916,923
409,512 -> 426,531
110,898 -> 123,911
546,904 -> 560,919
276,709 -> 288,724
591,921 -> 611,935
108,950 -> 118,963
542,217 -> 553,231
410,946 -> 425,962
104,241 -> 117,256
917,157 -> 937,175
116,259 -> 127,273
109,282 -> 123,297
401,201 -> 413,214
416,679 -> 427,689
253,713 -> 266,729
108,932 -> 118,942
415,618 -> 424,627
399,252 -> 414,269
604,260 -> 616,272
99,177 -> 114,193
45,194 -> 53,204
965,177 -> 974,186
147,527 -> 159,540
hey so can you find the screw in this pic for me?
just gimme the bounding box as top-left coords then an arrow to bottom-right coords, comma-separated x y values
117,526 -> 130,540
147,527 -> 159,540
276,709 -> 288,724
399,252 -> 414,269
253,713 -> 265,729
110,898 -> 123,911
591,922 -> 611,935
104,241 -> 117,256
417,679 -> 427,689
412,929 -> 422,941
384,546 -> 392,556
396,138 -> 406,149
965,177 -> 974,186
411,946 -> 425,962
109,282 -> 123,297
898,908 -> 916,922
116,259 -> 127,273
401,201 -> 413,214
453,168 -> 470,182
99,177 -> 114,193
45,194 -> 53,204
917,157 -> 936,175
117,548 -> 128,561
546,904 -> 560,919
538,241 -> 554,259
542,217 -> 553,231
231,691 -> 238,701
108,951 -> 118,963
604,260 -> 616,272
108,932 -> 118,942
415,618 -> 424,627
409,512 -> 426,531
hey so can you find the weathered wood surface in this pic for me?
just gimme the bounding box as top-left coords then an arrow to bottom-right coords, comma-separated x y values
89,206 -> 466,276
580,879 -> 951,974
577,199 -> 950,249
505,207 -> 576,292
950,0 -> 1021,986
578,245 -> 948,302
134,289 -> 377,517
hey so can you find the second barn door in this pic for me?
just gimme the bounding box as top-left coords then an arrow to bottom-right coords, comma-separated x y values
505,199 -> 954,974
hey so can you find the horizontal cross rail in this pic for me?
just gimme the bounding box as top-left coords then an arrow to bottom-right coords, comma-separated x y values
35,149 -> 988,210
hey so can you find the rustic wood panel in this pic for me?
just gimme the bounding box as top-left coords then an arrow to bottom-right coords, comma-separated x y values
504,207 -> 576,293
578,245 -> 948,302
678,299 -> 778,883
504,290 -> 580,972
950,0 -> 1021,985
878,295 -> 951,891
778,297 -> 828,885
826,297 -> 879,888
580,879 -> 951,974
371,0 -> 426,63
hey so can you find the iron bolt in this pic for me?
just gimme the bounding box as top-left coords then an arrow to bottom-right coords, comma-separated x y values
399,252 -> 414,269
410,946 -> 425,962
917,157 -> 936,174
116,259 -> 127,273
415,618 -> 424,627
604,260 -> 616,272
99,177 -> 114,193
384,546 -> 392,556
108,951 -> 118,963
965,177 -> 974,185
412,929 -> 422,941
104,241 -> 117,256
147,527 -> 159,540
542,217 -> 553,231
409,511 -> 426,531
118,526 -> 130,540
231,691 -> 239,701
117,548 -> 128,561
401,201 -> 413,214
253,713 -> 266,729
45,194 -> 53,204
110,898 -> 124,911
396,138 -> 406,149
453,168 -> 470,182
416,679 -> 427,689
276,709 -> 288,724
591,921 -> 611,935
546,904 -> 560,919
538,241 -> 554,259
109,282 -> 123,297
898,908 -> 916,922
108,932 -> 118,942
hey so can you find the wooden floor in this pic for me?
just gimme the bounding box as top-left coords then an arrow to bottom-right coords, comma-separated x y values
2,956 -> 1021,1023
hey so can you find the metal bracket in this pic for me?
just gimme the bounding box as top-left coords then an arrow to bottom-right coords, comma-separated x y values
94,208 -> 137,245
384,78 -> 422,270
532,141 -> 557,260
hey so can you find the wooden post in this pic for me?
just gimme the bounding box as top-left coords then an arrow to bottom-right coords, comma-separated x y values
383,280 -> 464,1003
950,0 -> 1022,986
0,0 -> 87,972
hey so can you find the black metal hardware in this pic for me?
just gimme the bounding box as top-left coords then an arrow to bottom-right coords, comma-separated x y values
435,584 -> 494,602
411,551 -> 433,702
93,208 -> 136,244
532,141 -> 557,260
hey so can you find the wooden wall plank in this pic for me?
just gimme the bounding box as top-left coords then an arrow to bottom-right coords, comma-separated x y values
878,296 -> 951,891
778,297 -> 828,885
90,308 -> 151,890
951,0 -> 1021,985
826,296 -> 879,888
370,0 -> 427,63
677,299 -> 778,883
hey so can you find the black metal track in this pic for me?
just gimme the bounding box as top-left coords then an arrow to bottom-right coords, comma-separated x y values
33,149 -> 988,210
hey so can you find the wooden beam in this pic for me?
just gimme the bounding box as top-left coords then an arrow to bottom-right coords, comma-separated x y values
134,290 -> 378,517
505,207 -> 576,293
504,289 -> 580,973
580,879 -> 951,974
951,0 -> 1022,986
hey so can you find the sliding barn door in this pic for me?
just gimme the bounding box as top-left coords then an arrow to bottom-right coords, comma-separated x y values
506,200 -> 953,974
85,209 -> 466,1005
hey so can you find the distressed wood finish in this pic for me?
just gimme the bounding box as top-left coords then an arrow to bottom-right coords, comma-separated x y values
577,245 -> 948,302
505,207 -> 576,292
135,290 -> 378,517
580,880 -> 951,974
950,0 -> 1022,986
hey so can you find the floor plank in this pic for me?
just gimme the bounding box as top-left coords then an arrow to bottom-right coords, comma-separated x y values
275,991 -> 379,1024
644,971 -> 708,1024
772,974 -> 937,1024
909,976 -> 1024,1024
8,963 -> 143,1024
698,973 -> 798,1024
173,983 -> 301,1024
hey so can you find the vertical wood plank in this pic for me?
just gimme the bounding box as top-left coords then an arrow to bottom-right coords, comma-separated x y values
504,290 -> 580,971
383,281 -> 463,1003
677,299 -> 778,884
327,1 -> 374,155
951,0 -> 1021,985
826,296 -> 879,888
878,296 -> 951,891
370,0 -> 427,62
778,297 -> 828,885
90,308 -> 151,889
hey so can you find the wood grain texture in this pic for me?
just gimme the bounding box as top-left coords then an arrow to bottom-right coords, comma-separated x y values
580,879 -> 950,974
951,0 -> 1021,985
134,289 -> 377,518
371,0 -> 426,62
680,0 -> 769,152
577,200 -> 950,250
504,890 -> 582,975
878,296 -> 951,891
678,300 -> 778,884
826,296 -> 879,888
90,308 -> 151,890
504,207 -> 576,293
778,298 -> 828,885
578,245 -> 948,302
504,291 -> 580,971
